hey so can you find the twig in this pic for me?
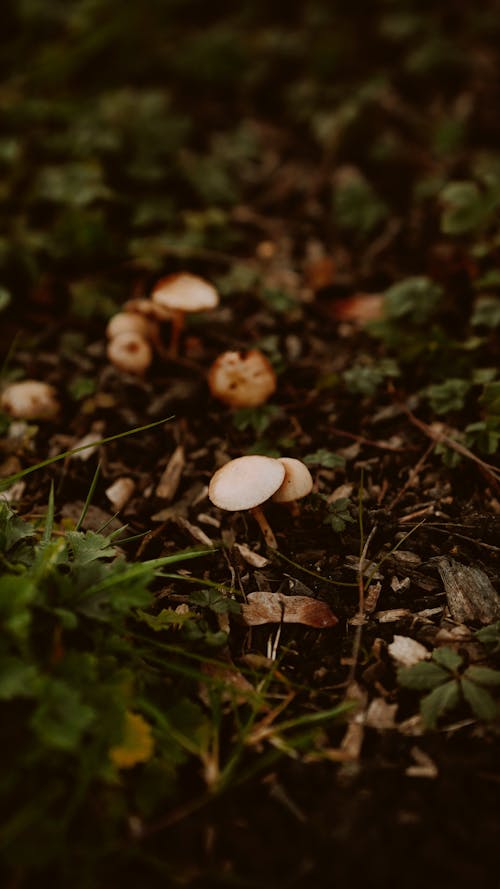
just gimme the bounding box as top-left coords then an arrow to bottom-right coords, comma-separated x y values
346,523 -> 378,687
400,404 -> 500,484
387,441 -> 436,511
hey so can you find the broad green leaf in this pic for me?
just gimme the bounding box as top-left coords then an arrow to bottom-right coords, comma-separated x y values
66,531 -> 117,566
383,276 -> 443,324
397,661 -> 450,690
432,646 -> 463,672
31,680 -> 95,751
461,678 -> 498,722
0,658 -> 39,700
420,679 -> 461,728
464,666 -> 500,687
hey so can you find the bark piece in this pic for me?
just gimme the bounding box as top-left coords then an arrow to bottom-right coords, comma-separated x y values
437,557 -> 500,624
241,591 -> 338,627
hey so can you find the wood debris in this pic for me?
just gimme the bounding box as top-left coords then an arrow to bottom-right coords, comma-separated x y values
437,557 -> 500,624
105,476 -> 135,511
388,635 -> 430,667
156,445 -> 185,500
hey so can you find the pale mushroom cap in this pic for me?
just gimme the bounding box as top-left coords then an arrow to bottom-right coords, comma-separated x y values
152,273 -> 219,313
0,380 -> 60,421
124,297 -> 172,321
209,455 -> 285,511
106,311 -> 156,341
207,350 -> 277,408
271,457 -> 313,503
107,331 -> 153,374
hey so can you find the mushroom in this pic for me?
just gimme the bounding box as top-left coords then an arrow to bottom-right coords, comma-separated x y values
271,457 -> 313,514
1,380 -> 60,421
106,311 -> 158,343
208,455 -> 285,549
207,349 -> 277,408
151,272 -> 219,355
107,331 -> 153,375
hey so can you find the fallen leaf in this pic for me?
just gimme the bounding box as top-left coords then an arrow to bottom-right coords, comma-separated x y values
241,591 -> 338,627
109,711 -> 154,769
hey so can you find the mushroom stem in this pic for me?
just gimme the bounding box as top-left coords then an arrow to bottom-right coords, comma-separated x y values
169,310 -> 185,356
250,505 -> 278,549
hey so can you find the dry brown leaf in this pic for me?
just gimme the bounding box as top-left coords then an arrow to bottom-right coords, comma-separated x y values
241,591 -> 338,627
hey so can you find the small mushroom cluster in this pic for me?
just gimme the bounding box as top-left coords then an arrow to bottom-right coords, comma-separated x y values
106,272 -> 220,373
208,455 -> 313,549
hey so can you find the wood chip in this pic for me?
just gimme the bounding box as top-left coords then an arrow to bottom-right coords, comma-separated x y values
406,746 -> 438,779
156,445 -> 185,500
241,591 -> 338,627
339,682 -> 368,762
437,557 -> 500,624
105,476 -> 135,511
234,542 -> 270,568
388,635 -> 430,667
365,697 -> 398,730
174,516 -> 214,547
374,608 -> 411,623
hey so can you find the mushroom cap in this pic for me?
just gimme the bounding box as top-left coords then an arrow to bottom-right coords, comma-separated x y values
107,331 -> 153,374
209,455 -> 285,511
207,350 -> 277,408
106,311 -> 156,341
124,297 -> 172,321
271,457 -> 313,503
0,380 -> 60,421
152,273 -> 219,314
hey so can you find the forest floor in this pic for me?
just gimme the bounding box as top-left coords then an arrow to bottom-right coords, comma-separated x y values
1,3 -> 500,887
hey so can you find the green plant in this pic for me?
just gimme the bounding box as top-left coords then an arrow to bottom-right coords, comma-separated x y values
397,646 -> 500,728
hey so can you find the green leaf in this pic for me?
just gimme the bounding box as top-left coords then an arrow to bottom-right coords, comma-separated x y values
464,666 -> 500,687
0,658 -> 39,700
461,678 -> 498,722
397,661 -> 450,690
304,449 -> 346,469
440,181 -> 487,234
420,679 -> 461,728
383,276 -> 443,324
31,679 -> 95,751
66,531 -> 117,566
333,176 -> 388,236
471,296 -> 500,329
426,379 -> 471,414
0,287 -> 11,312
136,608 -> 196,630
431,646 -> 463,672
476,622 -> 500,654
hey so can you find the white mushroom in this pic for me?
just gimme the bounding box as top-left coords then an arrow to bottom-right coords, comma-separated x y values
207,350 -> 277,408
271,458 -> 313,503
1,380 -> 60,421
151,272 -> 219,355
106,311 -> 158,342
106,331 -> 153,375
208,455 -> 285,549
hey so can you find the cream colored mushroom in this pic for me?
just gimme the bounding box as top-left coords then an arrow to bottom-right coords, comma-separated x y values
208,455 -> 285,549
271,458 -> 313,503
1,380 -> 60,421
271,457 -> 313,515
151,272 -> 219,355
106,311 -> 158,342
107,331 -> 153,375
207,350 -> 277,408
